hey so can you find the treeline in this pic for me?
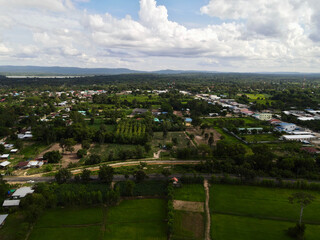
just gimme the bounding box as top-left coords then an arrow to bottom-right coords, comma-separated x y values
115,120 -> 148,144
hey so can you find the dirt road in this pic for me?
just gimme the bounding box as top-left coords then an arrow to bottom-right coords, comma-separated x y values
204,179 -> 211,240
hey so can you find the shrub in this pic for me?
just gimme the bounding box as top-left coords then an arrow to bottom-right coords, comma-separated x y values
77,149 -> 87,158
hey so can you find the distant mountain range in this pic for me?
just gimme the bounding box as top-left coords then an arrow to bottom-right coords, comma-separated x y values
0,65 -> 318,76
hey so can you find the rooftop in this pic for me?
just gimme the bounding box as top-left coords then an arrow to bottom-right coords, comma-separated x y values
12,187 -> 34,198
2,200 -> 20,207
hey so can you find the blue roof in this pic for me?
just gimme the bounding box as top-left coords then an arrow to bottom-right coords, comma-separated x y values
185,118 -> 192,122
278,122 -> 295,126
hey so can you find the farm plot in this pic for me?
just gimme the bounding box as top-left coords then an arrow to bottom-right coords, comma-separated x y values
172,184 -> 205,240
152,131 -> 189,148
104,199 -> 167,240
210,184 -> 320,240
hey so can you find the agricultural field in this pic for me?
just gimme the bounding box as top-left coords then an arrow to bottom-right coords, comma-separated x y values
174,184 -> 205,202
152,131 -> 189,148
115,120 -> 147,144
172,184 -> 205,240
243,134 -> 279,142
27,199 -> 167,240
210,184 -> 320,239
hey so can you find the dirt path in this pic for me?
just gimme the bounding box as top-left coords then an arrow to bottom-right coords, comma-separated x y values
204,180 -> 211,240
153,150 -> 164,159
184,131 -> 196,147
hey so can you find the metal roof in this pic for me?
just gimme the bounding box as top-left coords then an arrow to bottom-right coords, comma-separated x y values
2,200 -> 20,207
0,214 -> 8,225
12,187 -> 34,198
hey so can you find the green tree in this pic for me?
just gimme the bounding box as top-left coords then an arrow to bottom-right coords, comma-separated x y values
43,150 -> 62,164
77,149 -> 87,158
55,168 -> 72,184
125,180 -> 135,196
98,165 -> 114,184
81,169 -> 91,182
134,170 -> 147,182
289,192 -> 315,225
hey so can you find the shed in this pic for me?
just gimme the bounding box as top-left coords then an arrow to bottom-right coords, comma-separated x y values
0,161 -> 10,168
10,149 -> 18,153
12,187 -> 34,198
0,214 -> 8,226
185,118 -> 193,123
0,154 -> 9,159
2,200 -> 20,207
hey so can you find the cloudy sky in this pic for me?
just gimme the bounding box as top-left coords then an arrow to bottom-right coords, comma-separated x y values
0,0 -> 320,72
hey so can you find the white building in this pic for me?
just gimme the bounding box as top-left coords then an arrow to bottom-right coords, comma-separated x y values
12,187 -> 34,199
2,200 -> 20,207
282,135 -> 316,141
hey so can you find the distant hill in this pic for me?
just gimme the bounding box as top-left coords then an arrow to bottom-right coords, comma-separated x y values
0,66 -> 143,76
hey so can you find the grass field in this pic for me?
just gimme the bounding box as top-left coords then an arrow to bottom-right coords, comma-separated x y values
0,213 -> 30,240
243,134 -> 279,142
172,211 -> 204,240
105,199 -> 167,240
89,143 -> 152,160
152,131 -> 189,148
174,184 -> 205,202
27,199 -> 167,240
210,184 -> 320,240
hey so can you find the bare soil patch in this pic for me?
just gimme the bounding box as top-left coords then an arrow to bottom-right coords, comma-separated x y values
177,211 -> 204,239
186,127 -> 221,145
173,200 -> 204,212
36,143 -> 82,168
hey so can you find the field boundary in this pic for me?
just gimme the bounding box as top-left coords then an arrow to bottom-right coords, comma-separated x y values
204,180 -> 211,240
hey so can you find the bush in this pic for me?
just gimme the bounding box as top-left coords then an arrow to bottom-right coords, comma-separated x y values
77,149 -> 87,158
287,223 -> 306,240
43,150 -> 62,164
85,154 -> 101,165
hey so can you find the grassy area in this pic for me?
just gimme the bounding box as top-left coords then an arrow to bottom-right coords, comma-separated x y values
0,213 -> 30,240
152,131 -> 189,148
172,211 -> 204,240
243,134 -> 279,142
34,207 -> 103,228
19,142 -> 50,159
210,184 -> 320,222
210,184 -> 320,239
174,184 -> 205,202
89,143 -> 152,160
105,199 -> 167,240
116,180 -> 168,196
27,199 -> 167,240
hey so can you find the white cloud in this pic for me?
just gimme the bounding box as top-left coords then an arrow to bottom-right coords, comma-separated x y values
0,0 -> 319,72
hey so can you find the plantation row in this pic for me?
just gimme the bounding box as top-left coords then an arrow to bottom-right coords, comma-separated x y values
115,120 -> 148,144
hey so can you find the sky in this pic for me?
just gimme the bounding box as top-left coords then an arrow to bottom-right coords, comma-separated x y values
0,0 -> 320,72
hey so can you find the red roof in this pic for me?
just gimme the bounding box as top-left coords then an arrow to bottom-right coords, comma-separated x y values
16,161 -> 28,168
301,147 -> 319,154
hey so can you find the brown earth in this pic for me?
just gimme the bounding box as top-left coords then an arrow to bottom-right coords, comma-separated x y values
36,143 -> 82,168
177,211 -> 205,240
186,127 -> 221,146
173,200 -> 204,212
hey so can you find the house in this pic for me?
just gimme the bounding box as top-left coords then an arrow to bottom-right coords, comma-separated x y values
131,108 -> 148,116
258,113 -> 272,121
10,149 -> 18,153
0,161 -> 10,168
301,147 -> 320,154
0,214 -> 8,227
12,187 -> 34,199
0,154 -> 9,159
2,200 -> 20,207
275,122 -> 297,132
282,135 -> 316,141
15,161 -> 29,169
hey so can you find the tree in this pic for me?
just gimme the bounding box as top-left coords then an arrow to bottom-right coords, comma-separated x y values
161,169 -> 171,178
43,150 -> 62,164
65,138 -> 76,154
289,192 -> 315,225
125,180 -> 135,196
208,136 -> 214,146
134,170 -> 147,182
81,169 -> 91,182
77,149 -> 87,158
55,168 -> 72,184
98,165 -> 114,184
85,154 -> 101,165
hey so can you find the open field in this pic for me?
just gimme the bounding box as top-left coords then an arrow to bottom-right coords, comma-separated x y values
210,184 -> 320,240
174,184 -> 205,202
172,211 -> 204,240
152,131 -> 189,148
186,127 -> 221,146
0,213 -> 30,240
27,199 -> 167,240
243,134 -> 279,142
105,199 -> 167,240
172,184 -> 205,240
